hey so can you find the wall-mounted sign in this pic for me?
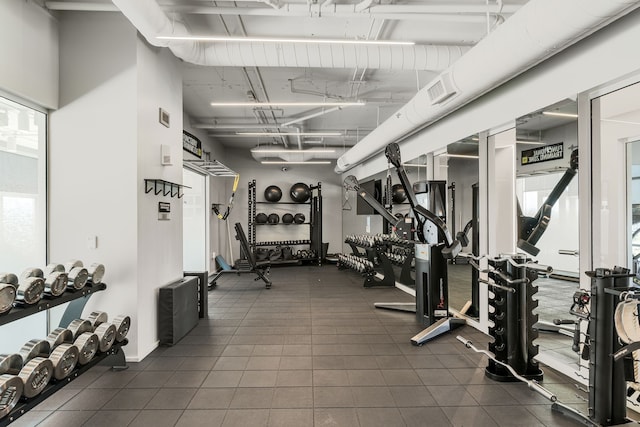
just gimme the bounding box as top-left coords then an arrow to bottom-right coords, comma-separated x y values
158,201 -> 171,220
521,142 -> 564,166
183,130 -> 202,158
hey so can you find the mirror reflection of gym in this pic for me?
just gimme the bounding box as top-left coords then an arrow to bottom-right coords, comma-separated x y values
435,136 -> 480,319
515,99 -> 580,366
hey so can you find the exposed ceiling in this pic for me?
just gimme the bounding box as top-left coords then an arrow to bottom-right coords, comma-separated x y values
46,0 -> 531,163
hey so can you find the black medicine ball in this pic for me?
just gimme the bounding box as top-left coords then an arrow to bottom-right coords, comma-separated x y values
268,213 -> 280,224
391,184 -> 407,204
264,185 -> 283,202
289,182 -> 311,203
255,213 -> 268,223
293,213 -> 305,224
282,213 -> 294,224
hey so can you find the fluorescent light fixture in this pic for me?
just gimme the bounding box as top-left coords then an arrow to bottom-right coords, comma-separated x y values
212,102 -> 365,107
602,119 -> 640,126
542,111 -> 578,118
435,153 -> 479,159
261,160 -> 331,165
251,148 -> 335,153
403,163 -> 427,167
238,132 -> 342,137
157,35 -> 414,46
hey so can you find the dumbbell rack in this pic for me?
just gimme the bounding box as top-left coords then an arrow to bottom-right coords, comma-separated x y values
486,255 -> 542,382
343,235 -> 396,288
248,180 -> 323,266
0,283 -> 127,426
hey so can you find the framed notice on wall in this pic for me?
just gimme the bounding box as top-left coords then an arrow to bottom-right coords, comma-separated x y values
183,130 -> 202,158
521,142 -> 563,166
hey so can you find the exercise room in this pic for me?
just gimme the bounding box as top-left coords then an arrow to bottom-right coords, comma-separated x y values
3,1 -> 640,426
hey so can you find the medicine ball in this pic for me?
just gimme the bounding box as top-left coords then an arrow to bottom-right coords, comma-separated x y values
255,248 -> 269,261
391,184 -> 407,204
282,213 -> 294,224
264,185 -> 283,202
289,182 -> 311,203
255,213 -> 268,224
293,213 -> 305,224
268,213 -> 280,224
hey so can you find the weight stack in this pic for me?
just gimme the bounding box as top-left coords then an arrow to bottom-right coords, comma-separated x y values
486,255 -> 543,382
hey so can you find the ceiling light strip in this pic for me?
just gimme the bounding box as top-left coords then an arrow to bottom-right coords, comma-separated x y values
541,111 -> 578,118
261,161 -> 332,165
212,102 -> 365,107
435,154 -> 479,159
238,132 -> 342,136
157,35 -> 414,46
251,149 -> 335,153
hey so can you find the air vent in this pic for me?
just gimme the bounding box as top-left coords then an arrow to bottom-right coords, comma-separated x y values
426,72 -> 458,105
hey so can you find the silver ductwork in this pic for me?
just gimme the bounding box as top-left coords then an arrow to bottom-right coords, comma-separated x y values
335,0 -> 640,172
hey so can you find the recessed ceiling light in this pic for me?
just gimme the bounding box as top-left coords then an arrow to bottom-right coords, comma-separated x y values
251,148 -> 335,153
261,160 -> 332,165
212,102 -> 365,107
157,35 -> 414,46
542,111 -> 578,118
238,132 -> 342,137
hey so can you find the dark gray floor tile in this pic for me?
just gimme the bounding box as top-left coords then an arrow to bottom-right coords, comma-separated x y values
343,355 -> 379,369
37,410 -> 96,427
246,356 -> 281,370
176,356 -> 218,371
351,386 -> 395,407
389,385 -> 438,407
175,409 -> 227,427
125,370 -> 173,388
381,369 -> 423,386
279,356 -> 312,370
449,367 -> 492,385
312,355 -> 346,369
145,387 -> 197,409
442,406 -> 497,427
271,387 -> 313,408
83,410 -> 140,427
144,356 -> 183,371
188,388 -> 235,409
524,405 -> 586,426
376,355 -> 411,369
33,387 -> 80,410
163,370 -> 208,388
467,384 -> 520,406
314,408 -> 360,426
213,356 -> 249,370
276,370 -> 313,387
222,409 -> 269,427
239,370 -> 278,387
129,409 -> 182,427
280,345 -> 310,356
253,344 -> 284,356
268,408 -> 313,427
356,407 -> 405,427
202,370 -> 244,388
65,371 -> 103,388
313,369 -> 350,386
229,387 -> 274,408
485,405 -> 548,426
400,407 -> 452,427
404,354 -> 445,369
102,388 -> 158,410
347,369 -> 386,386
221,345 -> 255,356
59,388 -> 119,410
416,368 -> 460,385
87,370 -> 140,389
313,387 -> 354,407
427,385 -> 478,406
8,410 -> 52,427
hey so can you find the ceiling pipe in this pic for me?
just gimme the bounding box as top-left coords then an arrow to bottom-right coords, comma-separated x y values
250,148 -> 344,163
108,0 -> 470,70
335,0 -> 640,172
282,106 -> 343,127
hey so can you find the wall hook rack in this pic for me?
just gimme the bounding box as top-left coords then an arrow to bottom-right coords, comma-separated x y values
144,179 -> 190,198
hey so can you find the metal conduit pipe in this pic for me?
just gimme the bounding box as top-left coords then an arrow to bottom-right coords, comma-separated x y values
335,0 -> 640,172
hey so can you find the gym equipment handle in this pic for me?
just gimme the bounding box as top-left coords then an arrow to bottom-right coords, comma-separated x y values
559,249 -> 579,256
456,335 -> 557,402
478,278 -> 516,294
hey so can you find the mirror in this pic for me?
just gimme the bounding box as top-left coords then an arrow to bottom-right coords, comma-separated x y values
515,99 -> 580,367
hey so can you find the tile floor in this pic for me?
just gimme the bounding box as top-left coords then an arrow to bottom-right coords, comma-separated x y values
14,265 -> 602,426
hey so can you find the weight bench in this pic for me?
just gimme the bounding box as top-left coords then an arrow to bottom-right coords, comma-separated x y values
209,223 -> 272,289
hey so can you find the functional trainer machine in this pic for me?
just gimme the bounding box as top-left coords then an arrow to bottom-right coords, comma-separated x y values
384,142 -> 464,345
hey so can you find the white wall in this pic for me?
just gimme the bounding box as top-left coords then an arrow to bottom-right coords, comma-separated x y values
223,148 -> 343,260
50,12 -> 184,361
0,1 -> 58,108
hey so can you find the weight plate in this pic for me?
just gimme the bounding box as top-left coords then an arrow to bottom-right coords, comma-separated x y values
0,375 -> 23,419
44,271 -> 68,297
67,319 -> 93,340
87,263 -> 105,285
49,344 -> 79,380
19,268 -> 44,282
0,354 -> 23,376
94,323 -> 117,352
19,339 -> 50,364
43,263 -> 65,276
18,357 -> 53,398
86,311 -> 108,328
0,273 -> 18,286
15,277 -> 44,305
112,315 -> 131,342
74,333 -> 99,365
46,328 -> 73,350
67,267 -> 89,290
63,260 -> 83,272
0,284 -> 16,314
